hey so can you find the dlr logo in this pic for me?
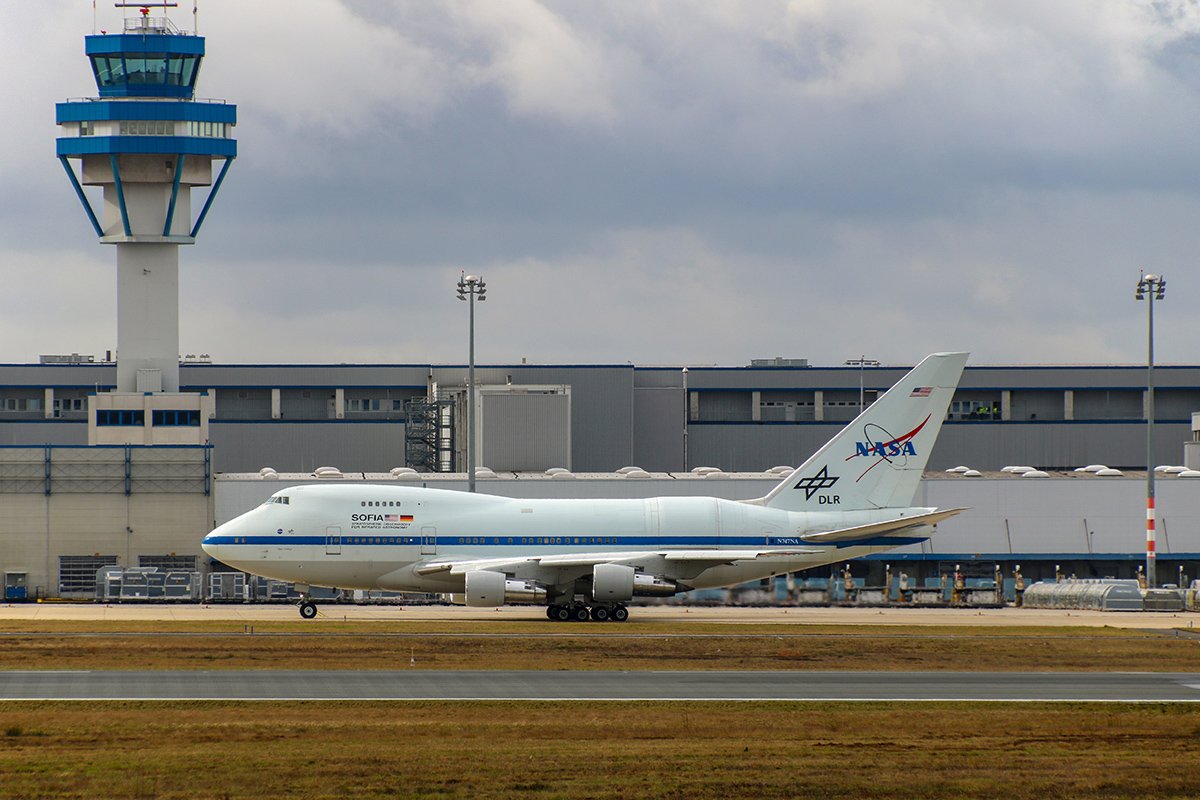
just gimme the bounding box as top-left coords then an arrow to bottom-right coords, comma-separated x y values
818,495 -> 840,504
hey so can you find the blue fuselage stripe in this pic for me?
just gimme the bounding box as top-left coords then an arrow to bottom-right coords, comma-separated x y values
203,534 -> 929,549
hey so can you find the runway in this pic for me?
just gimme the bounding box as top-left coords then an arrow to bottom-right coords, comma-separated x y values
3,670 -> 1199,701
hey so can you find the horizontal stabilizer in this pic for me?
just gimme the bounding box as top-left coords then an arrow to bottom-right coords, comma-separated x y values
800,507 -> 967,544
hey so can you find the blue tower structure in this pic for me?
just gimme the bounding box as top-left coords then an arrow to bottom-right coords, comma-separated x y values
56,6 -> 234,445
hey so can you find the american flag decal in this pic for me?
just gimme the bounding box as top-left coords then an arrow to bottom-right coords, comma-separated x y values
910,387 -> 932,397
384,514 -> 399,522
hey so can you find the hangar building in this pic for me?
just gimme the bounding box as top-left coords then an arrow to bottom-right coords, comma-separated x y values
1,356 -> 1198,599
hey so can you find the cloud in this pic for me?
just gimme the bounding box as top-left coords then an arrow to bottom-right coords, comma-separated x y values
5,1 -> 1200,369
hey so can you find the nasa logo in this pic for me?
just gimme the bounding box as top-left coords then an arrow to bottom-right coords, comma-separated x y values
855,441 -> 917,458
844,415 -> 930,480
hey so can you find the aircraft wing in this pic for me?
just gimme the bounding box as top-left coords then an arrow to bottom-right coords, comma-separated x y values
414,548 -> 824,577
799,507 -> 967,544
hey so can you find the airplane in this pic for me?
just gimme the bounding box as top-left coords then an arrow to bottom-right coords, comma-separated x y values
201,351 -> 969,621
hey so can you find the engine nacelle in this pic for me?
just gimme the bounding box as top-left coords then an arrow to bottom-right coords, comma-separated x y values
592,563 -> 635,602
592,563 -> 679,601
463,570 -> 547,607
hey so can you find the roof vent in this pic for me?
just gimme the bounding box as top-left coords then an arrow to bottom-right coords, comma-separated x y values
1164,466 -> 1188,474
545,467 -> 570,476
1021,470 -> 1050,478
615,466 -> 644,475
692,466 -> 722,474
390,467 -> 418,477
313,466 -> 343,479
1178,470 -> 1200,478
621,469 -> 652,479
703,471 -> 731,479
1002,466 -> 1035,474
768,466 -> 794,475
1095,468 -> 1123,477
475,467 -> 497,479
551,471 -> 576,479
946,466 -> 972,473
962,469 -> 983,477
1075,465 -> 1108,473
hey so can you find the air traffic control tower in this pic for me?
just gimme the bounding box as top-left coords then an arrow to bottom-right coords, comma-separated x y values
56,5 -> 234,446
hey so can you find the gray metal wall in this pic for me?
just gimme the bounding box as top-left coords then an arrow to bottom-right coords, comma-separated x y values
633,387 -> 685,471
209,422 -> 407,474
481,393 -> 570,471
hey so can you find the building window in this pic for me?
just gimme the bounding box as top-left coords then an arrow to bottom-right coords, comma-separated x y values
185,120 -> 228,138
152,410 -> 200,427
3,398 -> 42,412
118,120 -> 175,136
97,409 -> 145,426
348,398 -> 381,412
53,398 -> 85,416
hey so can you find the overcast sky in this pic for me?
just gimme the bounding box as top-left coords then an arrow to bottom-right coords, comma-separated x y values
3,1 -> 1199,368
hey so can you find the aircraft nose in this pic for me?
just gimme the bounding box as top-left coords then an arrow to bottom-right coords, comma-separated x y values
202,520 -> 232,558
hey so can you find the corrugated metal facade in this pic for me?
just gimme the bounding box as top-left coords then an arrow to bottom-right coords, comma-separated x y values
0,360 -> 1196,474
481,393 -> 570,471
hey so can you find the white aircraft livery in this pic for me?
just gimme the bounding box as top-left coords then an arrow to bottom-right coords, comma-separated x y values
202,352 -> 969,621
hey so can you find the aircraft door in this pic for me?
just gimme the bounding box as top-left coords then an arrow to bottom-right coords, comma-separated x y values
325,527 -> 342,555
420,526 -> 437,555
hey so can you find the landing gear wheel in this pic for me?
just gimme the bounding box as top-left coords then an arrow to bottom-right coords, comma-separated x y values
299,601 -> 318,620
610,605 -> 629,622
590,605 -> 610,622
572,605 -> 591,622
546,605 -> 560,621
552,605 -> 572,622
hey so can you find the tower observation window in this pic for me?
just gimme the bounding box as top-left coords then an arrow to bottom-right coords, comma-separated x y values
89,54 -> 198,90
126,54 -> 168,85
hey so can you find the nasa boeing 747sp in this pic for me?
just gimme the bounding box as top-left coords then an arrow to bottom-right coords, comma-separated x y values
202,352 -> 969,621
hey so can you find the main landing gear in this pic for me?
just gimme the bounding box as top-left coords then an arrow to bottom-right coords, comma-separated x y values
299,600 -> 318,619
545,603 -> 629,622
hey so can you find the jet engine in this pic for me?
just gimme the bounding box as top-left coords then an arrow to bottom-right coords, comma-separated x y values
591,563 -> 678,602
463,570 -> 547,607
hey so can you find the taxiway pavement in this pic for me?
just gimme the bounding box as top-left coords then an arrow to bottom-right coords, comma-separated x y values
2,603 -> 1196,629
3,670 -> 1199,701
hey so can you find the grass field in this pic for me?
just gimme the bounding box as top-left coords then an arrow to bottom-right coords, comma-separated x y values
1,701 -> 1199,799
0,620 -> 1197,671
3,618 -> 1198,798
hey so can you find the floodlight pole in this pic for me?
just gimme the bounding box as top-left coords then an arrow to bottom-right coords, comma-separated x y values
1136,271 -> 1165,588
682,367 -> 689,471
457,273 -> 487,493
845,356 -> 880,415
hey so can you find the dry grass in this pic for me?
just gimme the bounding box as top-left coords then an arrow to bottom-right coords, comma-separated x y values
0,620 -> 1197,671
0,701 -> 1198,799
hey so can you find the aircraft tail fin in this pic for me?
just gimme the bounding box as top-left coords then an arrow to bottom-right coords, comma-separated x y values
759,352 -> 968,512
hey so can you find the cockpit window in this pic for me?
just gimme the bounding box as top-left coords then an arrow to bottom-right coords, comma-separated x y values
263,495 -> 291,505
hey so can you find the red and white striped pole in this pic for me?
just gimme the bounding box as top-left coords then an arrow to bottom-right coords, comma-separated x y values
1146,496 -> 1156,586
1136,271 -> 1165,589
